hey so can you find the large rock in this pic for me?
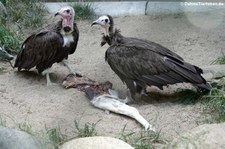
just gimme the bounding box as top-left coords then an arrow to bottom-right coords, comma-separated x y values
167,123 -> 225,149
60,136 -> 134,149
0,126 -> 41,149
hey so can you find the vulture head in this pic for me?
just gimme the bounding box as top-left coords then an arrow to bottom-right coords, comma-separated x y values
91,15 -> 114,36
55,6 -> 75,33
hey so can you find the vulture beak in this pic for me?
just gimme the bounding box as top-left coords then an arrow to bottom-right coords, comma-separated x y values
91,19 -> 101,26
55,12 -> 59,16
54,9 -> 64,17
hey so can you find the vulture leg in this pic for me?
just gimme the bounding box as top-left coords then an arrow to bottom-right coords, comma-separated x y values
140,89 -> 148,97
61,59 -> 74,74
42,68 -> 56,86
131,92 -> 142,102
117,94 -> 132,104
128,85 -> 149,103
135,85 -> 144,98
123,89 -> 134,104
107,88 -> 132,104
126,80 -> 146,103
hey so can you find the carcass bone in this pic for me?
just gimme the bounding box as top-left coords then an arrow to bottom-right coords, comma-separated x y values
62,74 -> 155,131
85,87 -> 156,132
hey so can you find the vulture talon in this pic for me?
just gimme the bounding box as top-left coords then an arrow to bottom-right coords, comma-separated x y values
47,82 -> 57,86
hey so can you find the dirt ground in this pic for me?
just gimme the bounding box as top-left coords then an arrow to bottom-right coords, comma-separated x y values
1,9 -> 225,145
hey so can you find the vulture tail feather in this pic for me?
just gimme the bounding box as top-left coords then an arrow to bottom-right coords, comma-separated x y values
194,82 -> 211,91
165,57 -> 211,91
139,70 -> 187,88
165,58 -> 203,83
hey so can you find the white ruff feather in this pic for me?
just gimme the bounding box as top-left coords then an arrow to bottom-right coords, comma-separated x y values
60,30 -> 74,47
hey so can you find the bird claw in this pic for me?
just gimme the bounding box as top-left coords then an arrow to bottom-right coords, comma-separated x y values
117,97 -> 133,104
47,82 -> 57,86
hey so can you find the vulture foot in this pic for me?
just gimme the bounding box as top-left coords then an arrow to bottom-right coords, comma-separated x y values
116,97 -> 132,104
61,59 -> 74,74
47,81 -> 57,86
42,69 -> 56,86
46,76 -> 57,86
108,89 -> 132,104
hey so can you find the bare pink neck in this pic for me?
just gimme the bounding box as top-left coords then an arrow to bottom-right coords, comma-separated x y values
62,17 -> 73,30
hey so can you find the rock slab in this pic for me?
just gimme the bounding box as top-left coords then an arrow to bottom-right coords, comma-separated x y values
0,126 -> 41,149
60,136 -> 134,149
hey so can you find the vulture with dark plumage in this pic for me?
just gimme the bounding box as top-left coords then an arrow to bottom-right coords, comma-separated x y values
14,6 -> 79,86
91,15 -> 211,102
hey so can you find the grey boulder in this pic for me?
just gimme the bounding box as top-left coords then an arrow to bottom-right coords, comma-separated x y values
60,136 -> 134,149
0,126 -> 41,149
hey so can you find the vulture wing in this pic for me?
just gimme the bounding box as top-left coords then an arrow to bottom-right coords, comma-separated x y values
69,23 -> 79,54
14,31 -> 63,73
106,37 -> 210,90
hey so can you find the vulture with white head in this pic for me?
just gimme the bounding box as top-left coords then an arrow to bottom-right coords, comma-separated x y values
91,15 -> 211,102
14,6 -> 79,86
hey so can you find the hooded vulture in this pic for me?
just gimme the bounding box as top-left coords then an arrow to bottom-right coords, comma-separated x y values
14,6 -> 79,86
91,15 -> 211,102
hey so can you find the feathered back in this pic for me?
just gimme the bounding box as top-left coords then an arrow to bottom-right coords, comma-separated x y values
103,17 -> 211,92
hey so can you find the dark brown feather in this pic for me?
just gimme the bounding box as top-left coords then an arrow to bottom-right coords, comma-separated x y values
103,17 -> 211,95
14,20 -> 79,73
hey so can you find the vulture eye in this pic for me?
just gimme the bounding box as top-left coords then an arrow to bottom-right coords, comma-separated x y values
105,19 -> 108,23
